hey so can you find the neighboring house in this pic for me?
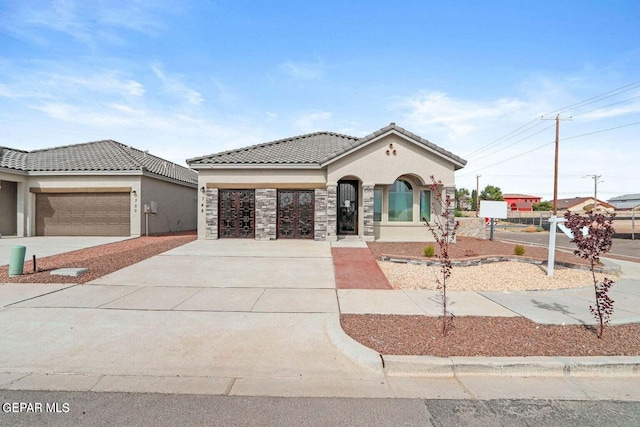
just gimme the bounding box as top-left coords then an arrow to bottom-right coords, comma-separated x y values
608,193 -> 640,210
503,194 -> 542,211
187,123 -> 467,242
0,141 -> 198,237
556,197 -> 615,213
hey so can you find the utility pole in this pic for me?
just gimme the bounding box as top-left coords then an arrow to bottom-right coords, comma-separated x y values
475,174 -> 481,216
584,174 -> 603,211
542,114 -> 571,276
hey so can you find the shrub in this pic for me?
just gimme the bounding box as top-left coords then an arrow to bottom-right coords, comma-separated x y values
513,244 -> 526,256
423,245 -> 435,257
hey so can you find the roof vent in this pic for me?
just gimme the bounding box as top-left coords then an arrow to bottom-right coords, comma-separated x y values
390,122 -> 396,126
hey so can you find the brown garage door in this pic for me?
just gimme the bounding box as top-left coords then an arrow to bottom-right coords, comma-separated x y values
36,193 -> 130,236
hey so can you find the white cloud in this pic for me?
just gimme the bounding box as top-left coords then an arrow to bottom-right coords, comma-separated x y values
396,91 -> 533,141
152,65 -> 203,106
0,0 -> 170,47
279,60 -> 323,80
293,111 -> 333,132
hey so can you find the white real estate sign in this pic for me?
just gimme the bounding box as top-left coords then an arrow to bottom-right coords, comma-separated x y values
478,200 -> 508,219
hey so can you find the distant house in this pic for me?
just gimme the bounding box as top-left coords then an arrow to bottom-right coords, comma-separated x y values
0,141 -> 198,237
503,194 -> 542,211
607,193 -> 640,210
556,197 -> 615,213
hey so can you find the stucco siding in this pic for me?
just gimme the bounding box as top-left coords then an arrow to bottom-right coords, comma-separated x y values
327,134 -> 455,186
140,176 -> 197,235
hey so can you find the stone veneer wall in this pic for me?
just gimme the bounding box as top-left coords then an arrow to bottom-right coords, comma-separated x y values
314,188 -> 328,240
456,217 -> 486,239
255,188 -> 277,240
205,188 -> 218,239
362,185 -> 374,240
326,185 -> 337,240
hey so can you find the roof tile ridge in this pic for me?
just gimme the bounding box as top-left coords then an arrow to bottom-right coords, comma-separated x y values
29,139 -> 114,153
109,140 -> 148,170
188,130 -> 358,162
0,146 -> 29,153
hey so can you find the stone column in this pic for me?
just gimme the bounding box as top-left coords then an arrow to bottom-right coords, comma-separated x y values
362,184 -> 375,241
205,188 -> 218,239
326,185 -> 337,241
314,188 -> 328,240
255,188 -> 277,240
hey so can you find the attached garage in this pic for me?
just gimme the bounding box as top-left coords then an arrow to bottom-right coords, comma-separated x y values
218,189 -> 255,238
35,192 -> 130,236
277,190 -> 314,239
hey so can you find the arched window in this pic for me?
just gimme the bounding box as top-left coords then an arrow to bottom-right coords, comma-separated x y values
389,179 -> 413,221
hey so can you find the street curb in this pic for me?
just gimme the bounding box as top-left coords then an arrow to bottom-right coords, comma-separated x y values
382,355 -> 640,377
325,319 -> 384,374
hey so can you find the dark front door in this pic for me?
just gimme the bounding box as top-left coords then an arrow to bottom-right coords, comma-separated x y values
278,190 -> 314,239
337,180 -> 358,235
219,189 -> 255,238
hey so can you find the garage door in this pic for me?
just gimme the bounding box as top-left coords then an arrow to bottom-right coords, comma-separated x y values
218,190 -> 255,238
36,193 -> 130,236
277,190 -> 314,239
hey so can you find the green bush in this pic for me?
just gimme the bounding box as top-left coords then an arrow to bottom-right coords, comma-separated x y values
423,245 -> 435,257
514,244 -> 526,256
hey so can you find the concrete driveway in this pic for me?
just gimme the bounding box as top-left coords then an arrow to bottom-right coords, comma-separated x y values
0,239 -> 388,397
0,236 -> 131,267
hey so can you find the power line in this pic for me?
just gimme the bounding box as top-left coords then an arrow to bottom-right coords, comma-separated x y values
465,79 -> 640,159
458,119 -> 640,177
570,94 -> 640,118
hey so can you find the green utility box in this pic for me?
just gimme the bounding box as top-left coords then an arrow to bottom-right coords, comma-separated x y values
9,245 -> 26,277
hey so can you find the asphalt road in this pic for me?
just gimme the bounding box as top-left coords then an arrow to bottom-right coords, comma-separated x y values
494,230 -> 640,260
1,391 -> 640,427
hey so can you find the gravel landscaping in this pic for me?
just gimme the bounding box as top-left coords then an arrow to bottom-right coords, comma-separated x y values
344,237 -> 640,357
0,233 -> 196,284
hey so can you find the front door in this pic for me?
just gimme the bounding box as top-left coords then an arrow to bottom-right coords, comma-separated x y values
219,189 -> 255,238
337,180 -> 358,235
277,190 -> 314,239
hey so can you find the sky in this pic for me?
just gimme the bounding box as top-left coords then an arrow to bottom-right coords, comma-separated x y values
1,0 -> 639,202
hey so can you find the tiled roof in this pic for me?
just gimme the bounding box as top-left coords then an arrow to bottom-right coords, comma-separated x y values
608,193 -> 640,202
187,123 -> 467,169
0,140 -> 197,185
0,147 -> 28,171
556,197 -> 615,210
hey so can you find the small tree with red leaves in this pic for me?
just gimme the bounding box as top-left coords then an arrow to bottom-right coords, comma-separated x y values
423,176 -> 460,336
564,210 -> 616,338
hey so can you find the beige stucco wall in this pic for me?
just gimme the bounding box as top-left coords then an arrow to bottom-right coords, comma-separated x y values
326,134 -> 456,186
0,171 -> 27,236
140,176 -> 197,235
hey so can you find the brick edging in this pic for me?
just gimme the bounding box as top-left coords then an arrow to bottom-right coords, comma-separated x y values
378,254 -> 620,274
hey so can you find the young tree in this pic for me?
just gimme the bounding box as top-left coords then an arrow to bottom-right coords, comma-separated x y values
423,176 -> 459,336
564,210 -> 616,338
470,189 -> 478,211
479,185 -> 504,201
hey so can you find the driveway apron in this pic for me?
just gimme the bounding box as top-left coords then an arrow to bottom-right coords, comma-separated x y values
0,240 -> 383,395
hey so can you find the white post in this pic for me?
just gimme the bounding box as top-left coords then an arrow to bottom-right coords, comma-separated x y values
547,215 -> 557,276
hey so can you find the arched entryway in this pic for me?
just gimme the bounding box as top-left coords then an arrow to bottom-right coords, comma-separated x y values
337,179 -> 358,235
